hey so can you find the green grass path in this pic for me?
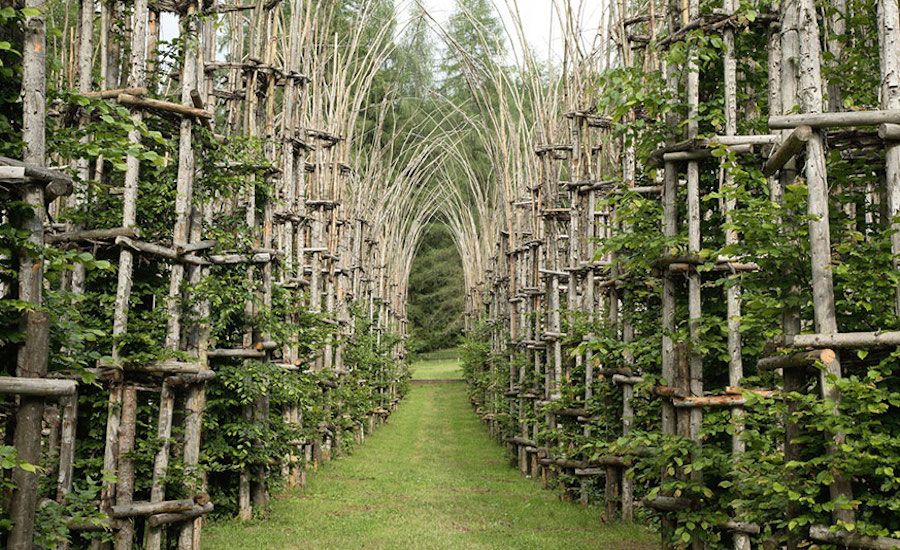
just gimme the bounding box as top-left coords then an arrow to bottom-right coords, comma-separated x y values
203,359 -> 655,549
410,354 -> 463,380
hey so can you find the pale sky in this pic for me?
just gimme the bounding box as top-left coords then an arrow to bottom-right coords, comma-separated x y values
407,0 -> 603,66
161,0 -> 604,66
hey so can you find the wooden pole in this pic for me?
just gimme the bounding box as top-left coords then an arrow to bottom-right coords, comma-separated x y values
145,382 -> 175,550
69,0 -> 94,292
177,11 -> 215,549
146,5 -> 201,547
721,0 -> 748,546
113,384 -> 138,550
102,0 -> 148,523
8,314 -> 51,549
825,0 -> 846,112
7,0 -> 49,543
178,205 -> 211,550
661,158 -> 677,548
685,7 -> 705,504
797,0 -> 854,524
776,4 -> 803,545
763,125 -> 813,176
56,393 -> 78,501
878,0 -> 900,315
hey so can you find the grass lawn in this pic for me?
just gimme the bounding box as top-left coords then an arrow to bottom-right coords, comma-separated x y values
410,355 -> 462,380
202,359 -> 655,550
415,348 -> 460,361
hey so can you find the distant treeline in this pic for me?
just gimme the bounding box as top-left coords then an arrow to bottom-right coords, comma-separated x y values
408,222 -> 465,353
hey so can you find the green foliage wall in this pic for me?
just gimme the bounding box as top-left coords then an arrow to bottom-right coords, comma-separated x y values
0,1 -> 413,543
462,2 -> 900,544
407,222 -> 465,353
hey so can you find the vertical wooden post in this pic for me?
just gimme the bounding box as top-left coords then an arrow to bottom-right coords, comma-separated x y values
777,3 -> 803,545
113,384 -> 138,550
721,0 -> 749,546
7,0 -> 48,544
145,383 -> 175,549
620,364 -> 635,521
661,161 -> 677,438
879,0 -> 900,315
69,0 -> 93,293
660,159 -> 677,549
56,393 -> 78,502
797,0 -> 854,524
826,0 -> 847,113
9,314 -> 50,549
145,6 -> 200,546
102,0 -> 148,522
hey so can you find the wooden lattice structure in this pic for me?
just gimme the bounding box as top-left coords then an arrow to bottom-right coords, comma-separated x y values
1,1 -> 413,548
465,0 -> 900,548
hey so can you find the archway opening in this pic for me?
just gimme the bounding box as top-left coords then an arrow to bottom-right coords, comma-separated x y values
407,219 -> 466,356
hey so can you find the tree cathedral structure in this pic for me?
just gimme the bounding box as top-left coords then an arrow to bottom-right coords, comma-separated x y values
457,0 -> 900,548
0,1 -> 427,548
4,0 -> 900,547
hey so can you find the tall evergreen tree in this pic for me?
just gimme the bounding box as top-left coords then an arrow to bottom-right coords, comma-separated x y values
439,0 -> 505,103
394,5 -> 435,98
407,222 -> 466,352
405,0 -> 509,354
378,4 -> 439,151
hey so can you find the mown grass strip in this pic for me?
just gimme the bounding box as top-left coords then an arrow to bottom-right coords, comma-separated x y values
410,357 -> 462,380
203,361 -> 655,549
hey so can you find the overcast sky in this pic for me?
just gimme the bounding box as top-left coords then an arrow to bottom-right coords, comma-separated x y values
407,0 -> 602,65
161,0 -> 603,66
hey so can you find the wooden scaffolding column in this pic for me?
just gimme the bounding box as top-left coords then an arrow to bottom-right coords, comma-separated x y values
275,8 -> 310,487
557,111 -> 611,509
721,0 -> 748,547
761,0 -> 900,545
306,137 -> 341,457
772,0 -> 804,545
587,121 -> 630,519
99,0 -> 149,528
5,0 -> 75,545
660,9 -> 680,536
505,183 -> 542,473
82,2 -> 218,547
797,0 -> 853,524
66,0 -> 95,294
683,10 -> 704,533
201,1 -> 288,521
635,0 -> 781,543
536,138 -> 564,484
657,10 -> 682,548
150,3 -> 215,549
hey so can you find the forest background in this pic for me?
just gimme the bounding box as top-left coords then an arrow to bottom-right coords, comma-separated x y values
356,0 -> 510,354
0,0 -> 522,353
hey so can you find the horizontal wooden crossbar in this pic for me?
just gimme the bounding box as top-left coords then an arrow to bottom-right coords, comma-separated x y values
0,377 -> 76,397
